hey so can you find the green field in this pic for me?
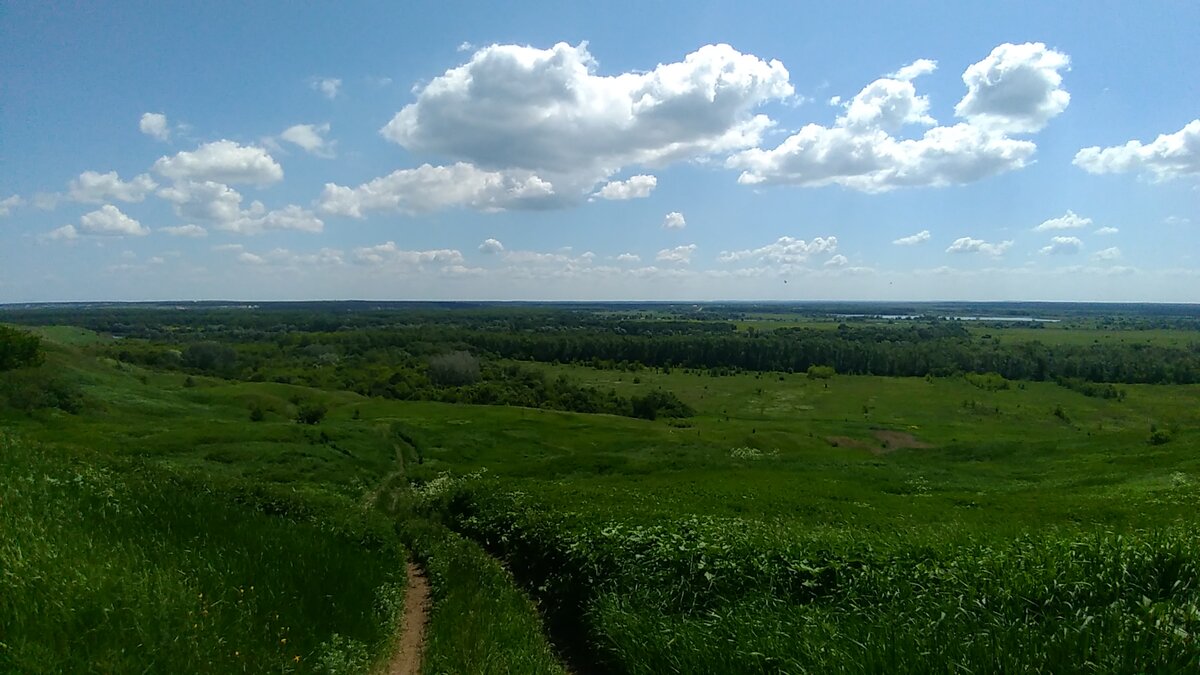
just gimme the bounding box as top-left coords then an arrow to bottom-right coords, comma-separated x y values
2,303 -> 1199,673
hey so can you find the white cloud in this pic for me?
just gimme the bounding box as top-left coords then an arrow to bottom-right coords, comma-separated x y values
238,252 -> 266,265
954,42 -> 1071,133
1164,215 -> 1191,226
888,59 -> 938,82
841,60 -> 936,130
250,205 -> 324,234
160,224 -> 208,237
139,112 -> 170,141
352,242 -> 465,266
157,180 -> 321,234
719,235 -> 837,264
312,77 -> 342,100
1034,210 -> 1091,231
946,237 -> 1013,256
1039,236 -> 1083,255
662,211 -> 687,229
824,254 -> 849,267
502,249 -> 595,266
595,175 -> 657,200
280,123 -> 336,158
1073,119 -> 1200,181
478,238 -> 504,254
158,180 -> 247,223
44,224 -> 78,241
68,171 -> 157,203
893,229 -> 931,245
457,41 -> 475,53
615,252 -> 641,263
79,205 -> 150,236
1094,226 -> 1119,235
656,244 -> 697,264
153,140 -> 283,186
381,42 -> 792,192
318,163 -> 556,217
1092,246 -> 1121,261
0,194 -> 23,217
727,43 -> 1068,192
729,119 -> 1035,193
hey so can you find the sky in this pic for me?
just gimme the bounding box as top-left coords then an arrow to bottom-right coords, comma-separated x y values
1,1 -> 1197,303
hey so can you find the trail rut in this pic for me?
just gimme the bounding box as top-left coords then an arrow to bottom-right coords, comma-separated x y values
386,561 -> 431,675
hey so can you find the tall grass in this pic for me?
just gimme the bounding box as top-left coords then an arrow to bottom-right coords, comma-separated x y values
444,480 -> 1200,674
0,432 -> 406,674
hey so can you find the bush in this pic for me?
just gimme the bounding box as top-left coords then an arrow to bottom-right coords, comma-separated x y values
806,365 -> 836,380
295,402 -> 327,425
0,326 -> 43,371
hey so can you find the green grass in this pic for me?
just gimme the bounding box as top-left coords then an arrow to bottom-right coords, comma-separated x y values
0,432 -> 406,674
6,320 -> 1200,672
388,362 -> 1199,672
0,330 -> 568,674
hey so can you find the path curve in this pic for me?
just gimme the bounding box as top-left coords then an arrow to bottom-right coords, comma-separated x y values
387,561 -> 431,675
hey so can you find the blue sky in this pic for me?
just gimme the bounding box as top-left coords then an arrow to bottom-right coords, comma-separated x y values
1,1 -> 1197,302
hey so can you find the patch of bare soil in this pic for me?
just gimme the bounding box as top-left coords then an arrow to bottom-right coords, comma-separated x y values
386,562 -> 431,675
826,436 -> 871,449
872,430 -> 932,452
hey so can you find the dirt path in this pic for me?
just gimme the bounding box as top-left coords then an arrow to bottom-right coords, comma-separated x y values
386,561 -> 431,675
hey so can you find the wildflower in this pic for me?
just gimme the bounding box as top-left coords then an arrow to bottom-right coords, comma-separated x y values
293,655 -> 300,662
280,638 -> 287,644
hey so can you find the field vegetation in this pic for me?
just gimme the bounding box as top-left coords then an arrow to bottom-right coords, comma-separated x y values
2,300 -> 1198,672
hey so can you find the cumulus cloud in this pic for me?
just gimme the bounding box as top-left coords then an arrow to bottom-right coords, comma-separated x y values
312,77 -> 342,100
318,163 -> 556,217
238,251 -> 266,265
1073,119 -> 1200,181
160,224 -> 208,237
352,242 -> 465,266
79,205 -> 150,236
662,211 -> 687,229
381,42 -> 792,193
594,175 -> 657,200
824,254 -> 849,267
158,180 -> 322,234
945,237 -> 1013,256
502,248 -> 595,266
279,123 -> 336,158
1092,246 -> 1122,261
1164,215 -> 1191,226
615,252 -> 641,263
44,224 -> 78,241
656,244 -> 697,264
139,112 -> 170,141
1094,226 -> 1119,236
153,140 -> 283,186
1034,210 -> 1091,231
68,170 -> 157,203
0,194 -> 22,217
1039,236 -> 1083,255
893,229 -> 931,245
727,43 -> 1068,192
478,238 -> 504,254
719,235 -> 837,264
954,42 -> 1071,133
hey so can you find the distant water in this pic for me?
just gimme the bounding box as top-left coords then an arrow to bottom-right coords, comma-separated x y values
835,314 -> 1061,323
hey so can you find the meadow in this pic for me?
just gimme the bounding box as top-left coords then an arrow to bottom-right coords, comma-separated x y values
2,301 -> 1198,673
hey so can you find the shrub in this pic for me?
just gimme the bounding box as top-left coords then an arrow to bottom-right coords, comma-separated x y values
0,326 -> 44,371
295,402 -> 327,425
806,365 -> 836,380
